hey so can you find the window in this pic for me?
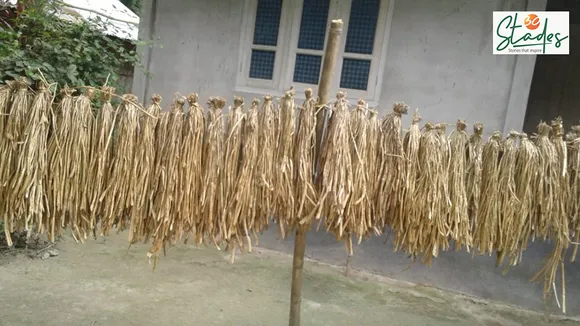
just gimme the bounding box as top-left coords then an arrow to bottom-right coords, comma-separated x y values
237,0 -> 392,102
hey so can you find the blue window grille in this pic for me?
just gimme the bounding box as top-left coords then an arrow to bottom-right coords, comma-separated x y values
249,0 -> 283,80
297,0 -> 330,50
344,0 -> 380,54
293,54 -> 322,84
253,0 -> 283,46
250,50 -> 276,80
340,59 -> 371,90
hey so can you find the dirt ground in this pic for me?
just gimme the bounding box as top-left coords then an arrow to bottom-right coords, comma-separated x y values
0,233 -> 578,326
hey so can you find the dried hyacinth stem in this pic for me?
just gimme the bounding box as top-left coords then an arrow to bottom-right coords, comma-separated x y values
2,78 -> 32,246
533,118 -> 569,310
376,102 -> 408,230
415,122 -> 448,264
318,92 -> 353,247
88,86 -> 117,236
294,89 -> 318,227
474,131 -> 502,255
0,81 -> 15,243
568,125 -> 580,262
0,80 -> 17,138
180,93 -> 205,244
199,97 -> 226,248
397,109 -> 421,255
509,133 -> 539,267
227,98 -> 260,252
366,109 -> 381,232
150,96 -> 185,256
495,131 -> 519,267
531,121 -> 564,302
128,94 -> 162,244
467,123 -> 484,234
102,94 -> 140,236
45,86 -> 75,241
550,118 -> 569,245
448,120 -> 471,252
65,88 -> 95,241
534,122 -> 559,240
437,124 -> 452,248
222,96 -> 245,252
0,81 -> 17,243
346,99 -> 371,244
255,95 -> 277,234
8,81 -> 51,240
274,88 -> 296,237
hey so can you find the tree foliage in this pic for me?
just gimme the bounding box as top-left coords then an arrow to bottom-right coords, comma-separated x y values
0,0 -> 147,93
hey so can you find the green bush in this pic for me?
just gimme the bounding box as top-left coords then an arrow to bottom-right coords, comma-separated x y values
0,0 -> 148,93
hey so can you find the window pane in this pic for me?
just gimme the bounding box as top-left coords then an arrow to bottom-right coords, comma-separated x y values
340,58 -> 371,90
344,0 -> 380,54
293,54 -> 322,84
249,50 -> 276,80
297,0 -> 330,50
253,0 -> 283,46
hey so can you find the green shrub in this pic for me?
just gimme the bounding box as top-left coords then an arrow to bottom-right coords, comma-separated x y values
0,0 -> 149,94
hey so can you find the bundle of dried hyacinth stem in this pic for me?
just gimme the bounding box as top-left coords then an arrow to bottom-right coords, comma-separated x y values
436,124 -> 452,247
366,109 -> 381,227
102,94 -> 140,236
415,122 -> 449,264
533,119 -> 570,312
199,97 -> 226,248
2,78 -> 32,246
226,98 -> 260,256
448,120 -> 471,252
466,123 -> 484,234
222,96 -> 245,258
396,109 -> 421,255
318,92 -> 353,252
495,131 -> 519,267
507,133 -> 539,267
150,96 -> 185,258
255,95 -> 277,234
347,99 -> 371,245
8,81 -> 51,240
180,93 -> 205,245
274,89 -> 296,237
294,89 -> 318,228
568,125 -> 580,262
0,81 -> 16,240
0,80 -> 17,138
88,86 -> 117,238
45,87 -> 75,241
376,102 -> 408,231
62,88 -> 95,242
128,94 -> 161,244
534,122 -> 559,241
474,131 -> 502,255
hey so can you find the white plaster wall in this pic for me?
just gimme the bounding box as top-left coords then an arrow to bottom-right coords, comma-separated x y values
135,0 -> 531,134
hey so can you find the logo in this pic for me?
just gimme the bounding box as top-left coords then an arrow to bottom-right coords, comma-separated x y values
493,11 -> 569,55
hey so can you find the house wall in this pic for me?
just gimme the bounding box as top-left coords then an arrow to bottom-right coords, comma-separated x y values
134,0 -> 542,134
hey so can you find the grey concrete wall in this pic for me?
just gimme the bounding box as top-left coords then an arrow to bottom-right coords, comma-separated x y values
134,0 -> 244,103
132,0 -> 576,314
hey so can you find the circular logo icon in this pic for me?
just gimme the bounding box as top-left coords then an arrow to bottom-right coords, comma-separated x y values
524,13 -> 540,30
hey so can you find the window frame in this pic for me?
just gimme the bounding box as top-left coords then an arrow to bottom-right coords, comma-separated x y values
237,0 -> 293,91
236,0 -> 394,104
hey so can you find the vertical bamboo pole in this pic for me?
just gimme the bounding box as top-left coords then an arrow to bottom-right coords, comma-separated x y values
289,19 -> 343,326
